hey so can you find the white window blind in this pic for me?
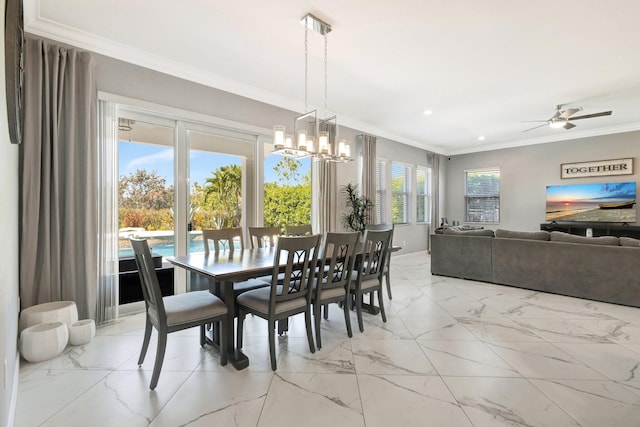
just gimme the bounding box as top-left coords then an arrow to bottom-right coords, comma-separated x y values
416,166 -> 431,223
392,162 -> 409,224
465,168 -> 500,223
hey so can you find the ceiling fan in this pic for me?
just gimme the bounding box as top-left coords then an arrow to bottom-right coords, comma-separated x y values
522,105 -> 612,132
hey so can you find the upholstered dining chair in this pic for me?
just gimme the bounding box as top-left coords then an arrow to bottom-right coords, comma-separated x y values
349,229 -> 393,332
130,238 -> 228,389
312,232 -> 360,349
236,234 -> 321,370
202,228 -> 244,255
284,224 -> 313,236
365,223 -> 394,299
248,226 -> 281,248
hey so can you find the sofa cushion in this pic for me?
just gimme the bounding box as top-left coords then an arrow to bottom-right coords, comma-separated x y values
495,229 -> 550,241
549,231 -> 619,246
442,228 -> 495,237
619,236 -> 640,247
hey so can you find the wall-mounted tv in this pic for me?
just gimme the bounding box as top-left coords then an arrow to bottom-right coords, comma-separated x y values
545,182 -> 636,223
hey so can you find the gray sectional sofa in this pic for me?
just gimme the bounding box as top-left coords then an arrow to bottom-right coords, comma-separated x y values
431,228 -> 640,308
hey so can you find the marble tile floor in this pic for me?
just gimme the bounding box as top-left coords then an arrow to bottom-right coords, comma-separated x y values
15,252 -> 640,427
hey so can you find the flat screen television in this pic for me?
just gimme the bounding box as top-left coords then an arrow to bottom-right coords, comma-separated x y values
545,182 -> 636,223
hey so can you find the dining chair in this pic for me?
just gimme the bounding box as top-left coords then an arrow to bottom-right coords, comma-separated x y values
349,229 -> 393,332
312,232 -> 359,349
365,223 -> 394,299
284,224 -> 313,236
202,228 -> 244,255
236,234 -> 321,370
130,238 -> 228,389
248,226 -> 281,248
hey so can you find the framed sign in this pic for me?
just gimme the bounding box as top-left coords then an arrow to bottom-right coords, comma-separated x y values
561,158 -> 634,179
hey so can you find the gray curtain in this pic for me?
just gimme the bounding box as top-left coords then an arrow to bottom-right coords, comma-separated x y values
359,134 -> 376,218
315,160 -> 337,234
429,153 -> 440,252
20,39 -> 98,320
313,122 -> 338,234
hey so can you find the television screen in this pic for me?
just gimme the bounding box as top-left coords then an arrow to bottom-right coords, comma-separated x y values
545,182 -> 636,222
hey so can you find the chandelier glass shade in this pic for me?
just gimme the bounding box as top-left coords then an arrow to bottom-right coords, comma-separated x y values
272,13 -> 352,162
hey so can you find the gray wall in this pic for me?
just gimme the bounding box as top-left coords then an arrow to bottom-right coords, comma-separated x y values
443,131 -> 640,231
1,3 -> 20,424
377,137 -> 430,253
94,52 -> 432,253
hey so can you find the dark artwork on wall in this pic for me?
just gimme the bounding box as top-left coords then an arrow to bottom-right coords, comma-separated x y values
5,0 -> 24,144
546,182 -> 637,223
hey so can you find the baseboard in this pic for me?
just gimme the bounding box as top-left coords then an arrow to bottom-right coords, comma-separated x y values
7,353 -> 20,427
118,301 -> 145,317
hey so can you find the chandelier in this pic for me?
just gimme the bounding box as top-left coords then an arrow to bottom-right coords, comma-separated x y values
273,13 -> 352,162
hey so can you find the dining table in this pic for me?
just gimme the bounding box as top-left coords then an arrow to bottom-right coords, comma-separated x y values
167,243 -> 402,370
168,247 -> 277,370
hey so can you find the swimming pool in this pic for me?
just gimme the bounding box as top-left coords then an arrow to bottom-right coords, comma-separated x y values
118,232 -> 207,258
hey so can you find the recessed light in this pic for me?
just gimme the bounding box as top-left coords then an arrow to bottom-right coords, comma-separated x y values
478,136 -> 486,141
423,110 -> 433,116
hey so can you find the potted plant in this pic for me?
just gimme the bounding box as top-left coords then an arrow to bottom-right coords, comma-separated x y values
341,183 -> 373,233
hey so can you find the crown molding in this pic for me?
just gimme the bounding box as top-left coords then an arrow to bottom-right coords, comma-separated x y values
443,122 -> 640,156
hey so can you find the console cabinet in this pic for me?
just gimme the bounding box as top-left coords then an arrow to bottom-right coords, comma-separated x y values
540,222 -> 640,239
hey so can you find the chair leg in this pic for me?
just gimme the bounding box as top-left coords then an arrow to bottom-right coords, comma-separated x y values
343,295 -> 353,338
149,331 -> 167,390
200,324 -> 206,346
305,309 -> 316,354
378,288 -> 387,322
323,303 -> 329,320
314,302 -> 322,349
385,270 -> 392,300
237,309 -> 245,349
355,290 -> 364,333
138,317 -> 153,366
268,319 -> 277,371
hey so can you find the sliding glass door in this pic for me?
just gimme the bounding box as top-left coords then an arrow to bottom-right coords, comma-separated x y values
99,104 -> 263,315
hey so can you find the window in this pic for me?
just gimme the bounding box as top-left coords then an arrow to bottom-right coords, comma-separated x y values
416,166 -> 431,223
375,159 -> 386,223
391,162 -> 410,224
263,154 -> 311,229
465,168 -> 500,223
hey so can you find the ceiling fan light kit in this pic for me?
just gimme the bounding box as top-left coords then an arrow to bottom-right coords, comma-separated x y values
522,104 -> 612,133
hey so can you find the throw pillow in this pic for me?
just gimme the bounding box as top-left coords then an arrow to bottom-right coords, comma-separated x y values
619,236 -> 640,247
495,229 -> 550,241
549,231 -> 619,246
443,228 -> 495,237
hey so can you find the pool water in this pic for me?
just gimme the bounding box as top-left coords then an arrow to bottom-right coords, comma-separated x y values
119,239 -> 206,258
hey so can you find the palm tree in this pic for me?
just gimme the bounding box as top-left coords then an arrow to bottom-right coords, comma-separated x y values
204,164 -> 242,228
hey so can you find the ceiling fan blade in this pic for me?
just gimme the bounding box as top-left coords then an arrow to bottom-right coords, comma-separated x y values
568,111 -> 612,121
520,120 -> 548,123
563,122 -> 576,130
559,108 -> 581,119
522,124 -> 548,132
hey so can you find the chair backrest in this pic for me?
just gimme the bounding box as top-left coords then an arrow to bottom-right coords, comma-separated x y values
268,234 -> 321,308
284,224 -> 313,236
202,228 -> 244,255
248,226 -> 281,248
365,223 -> 393,232
358,229 -> 393,280
130,238 -> 166,325
365,223 -> 394,242
318,232 -> 360,293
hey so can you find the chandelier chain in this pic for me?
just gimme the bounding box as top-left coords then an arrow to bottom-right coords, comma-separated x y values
304,24 -> 309,112
324,34 -> 328,118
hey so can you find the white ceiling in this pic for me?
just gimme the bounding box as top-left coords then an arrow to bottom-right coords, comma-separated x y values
24,0 -> 640,155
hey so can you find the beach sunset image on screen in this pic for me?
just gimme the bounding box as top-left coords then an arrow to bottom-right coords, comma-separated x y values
545,182 -> 636,222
